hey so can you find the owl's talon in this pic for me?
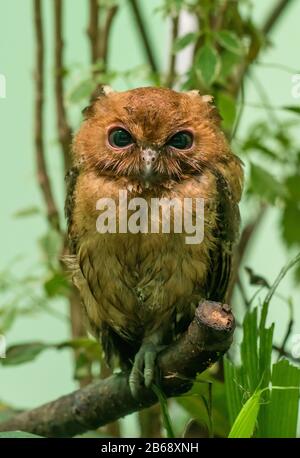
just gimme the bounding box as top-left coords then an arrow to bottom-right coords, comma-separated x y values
129,342 -> 163,399
144,349 -> 157,388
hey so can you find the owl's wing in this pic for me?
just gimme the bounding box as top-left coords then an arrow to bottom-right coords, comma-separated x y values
64,166 -> 80,254
205,162 -> 242,302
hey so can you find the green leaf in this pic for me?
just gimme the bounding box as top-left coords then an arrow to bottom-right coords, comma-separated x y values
249,162 -> 284,204
226,255 -> 300,438
228,389 -> 263,438
155,0 -> 184,16
262,252 -> 300,310
216,31 -> 245,55
281,204 -> 300,246
69,79 -> 95,103
152,384 -> 175,438
262,360 -> 300,437
13,206 -> 40,218
244,266 -> 270,288
258,323 -> 274,388
282,105 -> 300,115
195,44 -> 220,87
224,358 -> 244,426
39,230 -> 62,270
285,175 -> 300,201
241,309 -> 259,392
256,323 -> 274,437
173,32 -> 198,52
177,374 -> 230,437
73,352 -> 92,381
218,91 -> 236,131
44,272 -> 70,297
0,306 -> 18,333
219,51 -> 240,82
2,342 -> 50,366
58,337 -> 102,361
0,431 -> 43,438
1,337 -> 102,368
259,254 -> 300,342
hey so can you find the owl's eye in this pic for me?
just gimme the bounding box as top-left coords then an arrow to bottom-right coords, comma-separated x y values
167,131 -> 193,149
108,128 -> 133,148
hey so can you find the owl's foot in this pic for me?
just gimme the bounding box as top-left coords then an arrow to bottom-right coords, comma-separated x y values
129,342 -> 165,399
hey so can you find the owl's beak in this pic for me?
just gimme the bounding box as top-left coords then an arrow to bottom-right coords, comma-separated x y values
141,148 -> 158,176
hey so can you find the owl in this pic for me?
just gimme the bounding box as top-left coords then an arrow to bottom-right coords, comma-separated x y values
65,86 -> 243,398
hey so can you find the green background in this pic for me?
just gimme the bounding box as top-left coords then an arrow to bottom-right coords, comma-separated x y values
0,0 -> 299,435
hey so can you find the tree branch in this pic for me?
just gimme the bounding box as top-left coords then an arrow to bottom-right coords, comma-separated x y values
54,0 -> 73,174
53,0 -> 86,347
87,0 -> 100,64
99,5 -> 119,70
227,203 -> 267,302
237,203 -> 268,266
231,0 -> 295,97
262,0 -> 294,35
87,2 -> 118,75
0,300 -> 235,438
127,0 -> 159,74
33,0 -> 60,232
166,15 -> 179,88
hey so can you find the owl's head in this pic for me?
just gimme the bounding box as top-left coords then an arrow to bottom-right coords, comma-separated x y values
73,86 -> 231,185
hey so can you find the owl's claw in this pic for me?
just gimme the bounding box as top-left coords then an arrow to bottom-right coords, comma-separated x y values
129,342 -> 164,399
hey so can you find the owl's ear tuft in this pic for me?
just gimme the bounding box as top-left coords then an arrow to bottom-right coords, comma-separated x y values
203,95 -> 222,124
194,92 -> 223,125
185,89 -> 201,98
201,94 -> 214,104
185,90 -> 222,124
90,84 -> 114,102
82,85 -> 115,118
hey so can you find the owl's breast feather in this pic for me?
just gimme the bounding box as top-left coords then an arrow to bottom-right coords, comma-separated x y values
71,171 -> 219,338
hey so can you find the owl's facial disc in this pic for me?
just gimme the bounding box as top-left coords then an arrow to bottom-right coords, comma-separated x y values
141,148 -> 158,177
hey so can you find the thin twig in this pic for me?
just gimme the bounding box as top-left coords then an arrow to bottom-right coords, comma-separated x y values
87,2 -> 118,76
166,15 -> 179,88
262,0 -> 294,35
227,203 -> 268,302
33,0 -> 60,232
277,318 -> 294,360
231,79 -> 245,140
254,61 -> 300,75
212,0 -> 228,31
237,203 -> 267,262
54,0 -> 73,174
87,0 -> 100,64
272,344 -> 299,363
127,0 -> 159,74
237,276 -> 250,308
99,5 -> 119,70
231,0 -> 295,98
249,73 -> 280,125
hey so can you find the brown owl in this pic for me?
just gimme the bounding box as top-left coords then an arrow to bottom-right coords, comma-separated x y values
65,86 -> 243,398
